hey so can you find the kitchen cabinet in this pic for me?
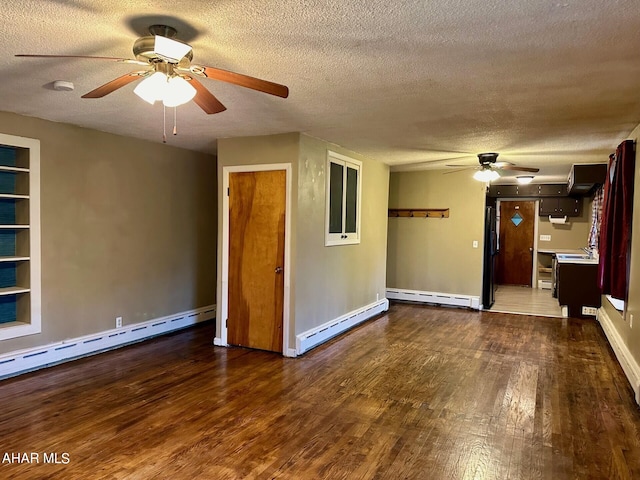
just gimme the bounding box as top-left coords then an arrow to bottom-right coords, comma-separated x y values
536,184 -> 568,196
487,183 -> 570,198
539,197 -> 581,217
568,164 -> 607,195
489,185 -> 519,197
557,262 -> 600,318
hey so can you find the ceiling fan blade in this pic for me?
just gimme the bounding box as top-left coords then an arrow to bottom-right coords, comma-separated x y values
15,54 -> 148,65
81,72 -> 147,98
190,65 -> 289,98
186,76 -> 227,114
498,165 -> 540,173
443,167 -> 477,174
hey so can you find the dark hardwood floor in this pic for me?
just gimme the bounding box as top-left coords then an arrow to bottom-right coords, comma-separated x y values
1,303 -> 639,479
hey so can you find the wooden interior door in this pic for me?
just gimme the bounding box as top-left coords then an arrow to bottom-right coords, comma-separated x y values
228,170 -> 286,352
496,200 -> 535,286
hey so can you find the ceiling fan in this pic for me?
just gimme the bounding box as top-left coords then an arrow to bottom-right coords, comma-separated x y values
446,153 -> 539,181
15,24 -> 289,115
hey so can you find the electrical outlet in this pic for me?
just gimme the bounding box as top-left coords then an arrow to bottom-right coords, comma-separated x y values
631,314 -> 634,329
581,306 -> 597,316
472,240 -> 478,248
540,234 -> 551,241
116,316 -> 123,328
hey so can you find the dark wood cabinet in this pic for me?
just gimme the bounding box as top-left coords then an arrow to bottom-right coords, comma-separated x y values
539,197 -> 581,216
488,183 -> 567,198
568,164 -> 607,195
537,184 -> 567,196
489,185 -> 519,197
557,262 -> 601,318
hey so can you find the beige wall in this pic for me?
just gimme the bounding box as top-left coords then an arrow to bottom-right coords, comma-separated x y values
295,134 -> 389,335
0,111 -> 217,354
216,132 -> 389,346
387,170 -> 486,296
609,122 -> 640,365
537,197 -> 592,250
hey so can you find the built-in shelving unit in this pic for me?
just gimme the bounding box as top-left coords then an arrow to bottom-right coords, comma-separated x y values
0,133 -> 40,340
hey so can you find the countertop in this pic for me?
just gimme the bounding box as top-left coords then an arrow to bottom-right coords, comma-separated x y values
538,249 -> 586,255
538,248 -> 598,265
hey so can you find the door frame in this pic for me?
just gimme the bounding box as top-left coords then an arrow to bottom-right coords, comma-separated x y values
219,163 -> 293,356
496,198 -> 540,287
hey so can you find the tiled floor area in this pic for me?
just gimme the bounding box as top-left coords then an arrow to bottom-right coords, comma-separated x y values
491,284 -> 564,317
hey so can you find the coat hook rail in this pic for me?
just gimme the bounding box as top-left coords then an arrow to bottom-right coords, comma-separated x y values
388,208 -> 449,218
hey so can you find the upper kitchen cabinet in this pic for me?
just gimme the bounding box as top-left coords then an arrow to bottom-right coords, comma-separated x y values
568,164 -> 607,195
539,197 -> 581,217
487,183 -> 567,198
536,184 -> 568,197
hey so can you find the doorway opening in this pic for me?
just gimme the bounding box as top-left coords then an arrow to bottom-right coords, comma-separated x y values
488,199 -> 563,317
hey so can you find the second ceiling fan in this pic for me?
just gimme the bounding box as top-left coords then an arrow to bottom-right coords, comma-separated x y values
446,153 -> 539,181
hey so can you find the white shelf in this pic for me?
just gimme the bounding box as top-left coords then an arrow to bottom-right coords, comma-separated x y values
0,256 -> 29,262
0,286 -> 30,296
0,166 -> 29,173
0,225 -> 29,229
0,193 -> 29,199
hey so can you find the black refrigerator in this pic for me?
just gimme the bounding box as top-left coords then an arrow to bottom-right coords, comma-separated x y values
482,206 -> 497,308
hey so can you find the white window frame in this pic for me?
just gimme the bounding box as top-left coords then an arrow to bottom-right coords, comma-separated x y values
325,151 -> 362,246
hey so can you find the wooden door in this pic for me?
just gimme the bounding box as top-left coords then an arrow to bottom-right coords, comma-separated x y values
228,170 -> 286,352
496,200 -> 535,286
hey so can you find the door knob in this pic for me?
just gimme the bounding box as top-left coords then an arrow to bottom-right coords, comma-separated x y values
275,266 -> 283,274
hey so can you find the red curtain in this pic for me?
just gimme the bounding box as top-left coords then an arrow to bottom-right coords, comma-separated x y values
598,140 -> 636,300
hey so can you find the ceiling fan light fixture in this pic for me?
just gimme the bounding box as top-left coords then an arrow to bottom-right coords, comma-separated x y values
473,169 -> 500,182
153,35 -> 192,63
133,72 -> 167,104
516,175 -> 535,184
162,76 -> 197,107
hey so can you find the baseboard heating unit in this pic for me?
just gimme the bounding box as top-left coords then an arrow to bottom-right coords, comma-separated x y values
296,298 -> 389,355
597,306 -> 640,405
386,288 -> 480,309
0,305 -> 216,380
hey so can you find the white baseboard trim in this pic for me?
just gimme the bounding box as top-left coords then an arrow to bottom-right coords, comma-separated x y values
597,306 -> 640,405
0,304 -> 216,380
295,299 -> 390,356
386,288 -> 480,310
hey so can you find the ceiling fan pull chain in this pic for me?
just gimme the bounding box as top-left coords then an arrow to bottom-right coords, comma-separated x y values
173,107 -> 178,136
162,104 -> 167,143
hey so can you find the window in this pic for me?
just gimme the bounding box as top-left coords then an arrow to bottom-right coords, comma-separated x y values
325,151 -> 362,246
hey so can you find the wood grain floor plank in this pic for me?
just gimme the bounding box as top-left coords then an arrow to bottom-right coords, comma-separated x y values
1,303 -> 639,479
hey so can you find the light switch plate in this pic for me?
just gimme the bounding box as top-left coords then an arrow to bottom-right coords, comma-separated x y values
540,234 -> 551,241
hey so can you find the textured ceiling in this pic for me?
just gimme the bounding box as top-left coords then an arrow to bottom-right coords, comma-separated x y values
2,0 -> 640,182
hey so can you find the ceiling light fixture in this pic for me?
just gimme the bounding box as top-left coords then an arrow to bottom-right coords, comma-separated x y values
516,175 -> 535,184
163,76 -> 197,107
473,169 -> 500,182
133,71 -> 196,107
